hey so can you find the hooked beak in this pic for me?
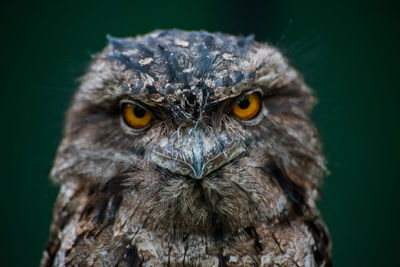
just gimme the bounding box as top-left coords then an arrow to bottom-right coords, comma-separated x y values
150,129 -> 245,179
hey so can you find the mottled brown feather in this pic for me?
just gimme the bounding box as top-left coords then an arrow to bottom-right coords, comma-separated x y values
42,30 -> 331,266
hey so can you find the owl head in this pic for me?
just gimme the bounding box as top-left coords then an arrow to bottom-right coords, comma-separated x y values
51,30 -> 325,238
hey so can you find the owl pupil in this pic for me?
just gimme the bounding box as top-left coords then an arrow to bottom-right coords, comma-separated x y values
238,97 -> 250,109
134,106 -> 146,118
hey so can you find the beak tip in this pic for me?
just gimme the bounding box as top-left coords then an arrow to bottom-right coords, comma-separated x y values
192,172 -> 204,179
191,164 -> 205,179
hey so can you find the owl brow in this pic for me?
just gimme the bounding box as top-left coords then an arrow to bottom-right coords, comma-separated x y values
120,87 -> 167,107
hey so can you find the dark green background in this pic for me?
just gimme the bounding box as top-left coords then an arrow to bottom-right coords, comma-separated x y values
2,0 -> 399,266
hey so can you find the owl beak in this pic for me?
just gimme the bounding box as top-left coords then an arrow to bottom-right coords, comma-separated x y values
150,130 -> 245,179
190,140 -> 245,179
191,142 -> 206,179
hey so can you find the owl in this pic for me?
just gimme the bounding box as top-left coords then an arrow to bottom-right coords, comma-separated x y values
41,30 -> 331,266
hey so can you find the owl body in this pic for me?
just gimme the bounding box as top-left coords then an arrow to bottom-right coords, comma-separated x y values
42,30 -> 331,266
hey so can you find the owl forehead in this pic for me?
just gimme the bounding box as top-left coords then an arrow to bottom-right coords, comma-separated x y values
81,30 -> 296,110
104,30 -> 258,103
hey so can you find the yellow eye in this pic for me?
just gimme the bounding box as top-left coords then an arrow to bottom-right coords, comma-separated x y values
123,103 -> 152,129
232,92 -> 261,120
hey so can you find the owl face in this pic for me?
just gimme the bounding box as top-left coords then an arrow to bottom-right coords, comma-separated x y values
51,30 -> 325,238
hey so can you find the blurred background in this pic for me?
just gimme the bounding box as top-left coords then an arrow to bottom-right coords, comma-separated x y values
1,0 -> 399,266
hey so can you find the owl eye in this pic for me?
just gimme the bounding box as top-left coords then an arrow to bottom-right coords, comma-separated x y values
232,92 -> 261,121
123,103 -> 152,129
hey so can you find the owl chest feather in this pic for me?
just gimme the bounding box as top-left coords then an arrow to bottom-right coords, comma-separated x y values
42,179 -> 330,267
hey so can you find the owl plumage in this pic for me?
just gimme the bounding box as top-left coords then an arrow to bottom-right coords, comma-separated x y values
41,30 -> 331,266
